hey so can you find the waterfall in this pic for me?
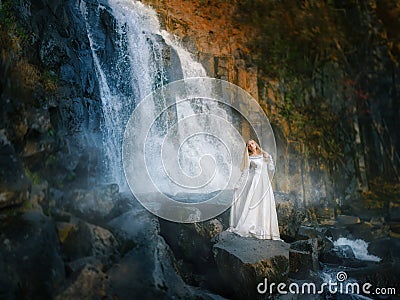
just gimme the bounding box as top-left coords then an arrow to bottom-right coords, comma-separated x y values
79,0 -> 237,195
77,1 -> 189,188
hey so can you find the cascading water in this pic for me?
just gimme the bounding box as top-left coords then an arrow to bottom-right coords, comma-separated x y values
80,0 -> 237,195
80,0 -> 166,189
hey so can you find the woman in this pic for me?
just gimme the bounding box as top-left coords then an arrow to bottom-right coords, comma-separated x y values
227,139 -> 281,240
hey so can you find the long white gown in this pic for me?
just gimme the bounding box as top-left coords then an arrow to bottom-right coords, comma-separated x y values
227,154 -> 281,240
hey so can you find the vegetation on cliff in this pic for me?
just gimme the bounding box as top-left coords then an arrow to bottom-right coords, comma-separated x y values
0,0 -> 59,98
0,0 -> 62,213
236,0 -> 399,192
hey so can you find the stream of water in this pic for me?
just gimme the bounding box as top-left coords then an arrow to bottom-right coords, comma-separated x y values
80,0 -> 240,196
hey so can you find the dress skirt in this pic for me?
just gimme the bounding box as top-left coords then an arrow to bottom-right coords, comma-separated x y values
227,155 -> 280,240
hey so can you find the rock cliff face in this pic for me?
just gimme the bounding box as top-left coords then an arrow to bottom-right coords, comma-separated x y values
142,0 -> 399,221
1,0 -> 398,226
1,0 -> 104,200
143,0 -> 258,97
141,0 -> 326,208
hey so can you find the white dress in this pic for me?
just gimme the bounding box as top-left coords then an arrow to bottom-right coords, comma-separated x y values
227,154 -> 281,240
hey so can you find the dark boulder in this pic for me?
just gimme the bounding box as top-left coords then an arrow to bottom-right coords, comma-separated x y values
0,208 -> 65,299
0,137 -> 31,209
275,192 -> 306,240
289,238 -> 319,277
55,260 -> 112,300
57,219 -> 119,267
64,184 -> 119,221
107,207 -> 209,299
212,231 -> 290,299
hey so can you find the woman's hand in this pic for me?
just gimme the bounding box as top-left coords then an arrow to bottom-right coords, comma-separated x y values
263,152 -> 270,159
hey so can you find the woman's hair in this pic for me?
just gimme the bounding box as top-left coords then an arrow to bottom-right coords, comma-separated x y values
240,139 -> 264,171
247,139 -> 262,156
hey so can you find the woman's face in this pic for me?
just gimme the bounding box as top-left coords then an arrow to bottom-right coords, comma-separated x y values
247,140 -> 257,152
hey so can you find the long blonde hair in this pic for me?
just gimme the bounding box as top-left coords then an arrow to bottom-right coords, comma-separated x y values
240,139 -> 265,171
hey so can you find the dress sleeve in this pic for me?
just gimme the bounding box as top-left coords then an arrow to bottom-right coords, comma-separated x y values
235,163 -> 250,189
261,151 -> 275,171
266,155 -> 275,171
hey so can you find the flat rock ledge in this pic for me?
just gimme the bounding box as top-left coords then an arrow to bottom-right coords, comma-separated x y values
213,231 -> 290,299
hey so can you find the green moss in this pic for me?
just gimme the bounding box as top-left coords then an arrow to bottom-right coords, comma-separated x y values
272,83 -> 344,161
2,199 -> 36,217
0,0 -> 60,94
47,128 -> 56,137
0,0 -> 28,41
42,70 -> 60,92
25,168 -> 41,185
21,200 -> 35,211
65,172 -> 75,181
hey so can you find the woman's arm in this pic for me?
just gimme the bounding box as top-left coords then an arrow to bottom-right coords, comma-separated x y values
262,151 -> 270,159
262,151 -> 274,171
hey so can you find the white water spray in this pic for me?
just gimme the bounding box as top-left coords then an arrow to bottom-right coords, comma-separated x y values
333,237 -> 381,262
80,0 -> 237,194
